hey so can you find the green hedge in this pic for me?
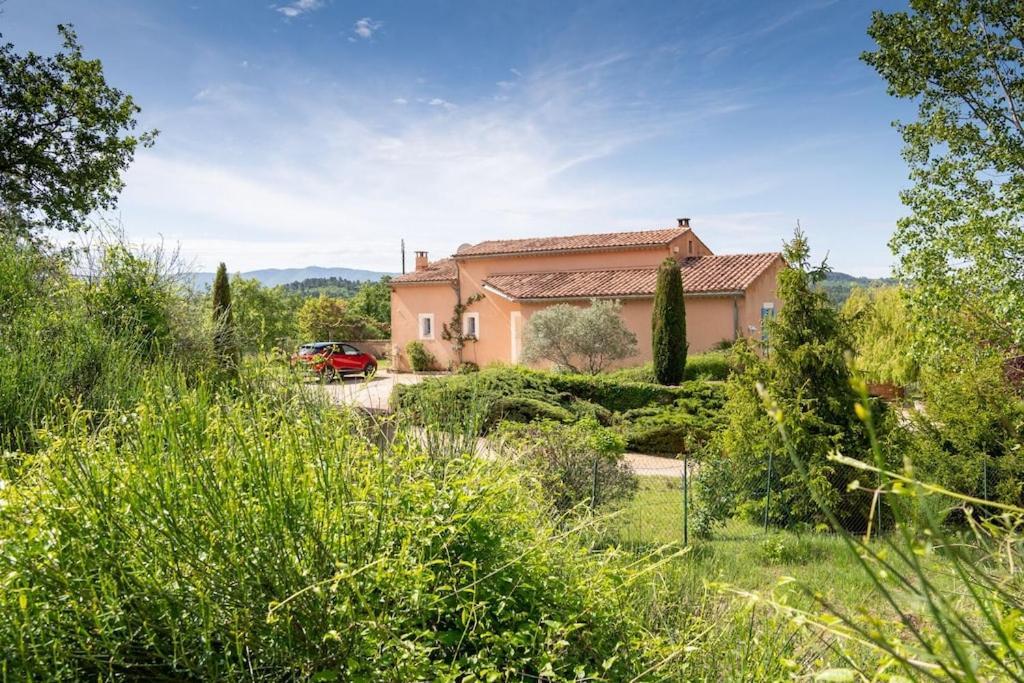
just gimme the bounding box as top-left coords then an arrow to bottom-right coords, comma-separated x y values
393,367 -> 727,457
606,351 -> 735,385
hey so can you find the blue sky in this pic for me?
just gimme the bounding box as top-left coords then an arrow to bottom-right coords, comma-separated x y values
3,0 -> 912,276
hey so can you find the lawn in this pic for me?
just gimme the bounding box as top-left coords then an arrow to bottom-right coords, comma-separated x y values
612,476 -> 905,618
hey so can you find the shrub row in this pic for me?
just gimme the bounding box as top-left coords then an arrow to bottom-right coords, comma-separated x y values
392,366 -> 727,454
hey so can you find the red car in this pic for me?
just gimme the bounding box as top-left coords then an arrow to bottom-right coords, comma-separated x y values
293,342 -> 378,381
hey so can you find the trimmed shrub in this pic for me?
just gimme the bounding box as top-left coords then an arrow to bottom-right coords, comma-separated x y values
488,396 -> 574,427
608,352 -> 734,384
406,340 -> 436,371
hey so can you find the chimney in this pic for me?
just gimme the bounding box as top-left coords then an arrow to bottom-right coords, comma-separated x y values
677,217 -> 690,228
415,251 -> 429,272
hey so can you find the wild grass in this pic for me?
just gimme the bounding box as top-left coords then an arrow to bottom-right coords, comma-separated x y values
0,365 -> 680,681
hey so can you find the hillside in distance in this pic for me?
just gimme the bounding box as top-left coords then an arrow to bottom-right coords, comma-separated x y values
820,270 -> 896,306
188,266 -> 394,290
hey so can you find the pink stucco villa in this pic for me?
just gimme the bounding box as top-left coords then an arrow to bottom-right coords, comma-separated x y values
389,219 -> 784,371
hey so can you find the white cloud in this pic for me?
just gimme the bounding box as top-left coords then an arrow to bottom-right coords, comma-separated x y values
275,0 -> 324,18
352,17 -> 382,39
114,50 -> 768,273
427,97 -> 456,111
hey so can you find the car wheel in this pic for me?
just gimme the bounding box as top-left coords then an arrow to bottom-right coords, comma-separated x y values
364,362 -> 377,378
321,366 -> 336,383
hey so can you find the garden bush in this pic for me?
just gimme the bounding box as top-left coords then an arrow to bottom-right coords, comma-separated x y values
607,351 -> 734,384
405,340 -> 436,371
487,396 -> 575,427
495,418 -> 638,513
0,370 -> 667,680
393,366 -> 726,447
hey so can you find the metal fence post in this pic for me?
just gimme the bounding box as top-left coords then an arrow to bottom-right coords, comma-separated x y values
764,450 -> 773,534
682,452 -> 689,547
981,460 -> 987,500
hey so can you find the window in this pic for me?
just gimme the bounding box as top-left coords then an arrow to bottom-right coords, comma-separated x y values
463,312 -> 480,339
418,313 -> 434,340
760,303 -> 775,342
688,239 -> 694,255
342,344 -> 360,355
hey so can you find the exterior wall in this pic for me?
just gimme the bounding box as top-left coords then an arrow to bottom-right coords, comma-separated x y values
390,248 -> 785,371
737,257 -> 785,342
390,283 -> 457,371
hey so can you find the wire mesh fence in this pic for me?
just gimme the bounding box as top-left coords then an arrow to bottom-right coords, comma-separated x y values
603,451 -> 1001,546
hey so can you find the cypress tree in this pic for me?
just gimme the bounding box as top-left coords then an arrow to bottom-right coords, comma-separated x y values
652,256 -> 687,385
212,262 -> 239,372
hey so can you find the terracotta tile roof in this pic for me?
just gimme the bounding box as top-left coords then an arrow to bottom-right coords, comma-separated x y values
454,227 -> 689,258
679,253 -> 783,293
390,258 -> 457,285
483,253 -> 782,300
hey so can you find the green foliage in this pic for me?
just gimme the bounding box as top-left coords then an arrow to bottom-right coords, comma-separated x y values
842,285 -> 919,386
608,351 -> 734,384
0,26 -> 156,231
864,1 -> 1024,351
393,366 -> 726,460
523,299 -> 638,374
488,396 -> 575,427
297,294 -> 385,342
652,257 -> 687,385
405,340 -> 436,372
90,245 -> 173,352
907,346 -> 1024,505
496,418 -> 638,513
699,229 -> 890,530
0,235 -> 200,453
227,275 -> 299,352
816,271 -> 896,307
211,262 -> 239,372
0,371 -> 667,680
282,275 -> 365,299
347,276 -> 391,328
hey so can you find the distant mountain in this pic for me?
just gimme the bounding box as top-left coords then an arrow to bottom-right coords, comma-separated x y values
187,266 -> 394,290
820,271 -> 897,306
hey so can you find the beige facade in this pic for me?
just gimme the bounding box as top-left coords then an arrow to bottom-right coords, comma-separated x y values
390,221 -> 783,371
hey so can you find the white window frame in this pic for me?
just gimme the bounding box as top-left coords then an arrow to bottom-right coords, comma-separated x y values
418,313 -> 435,340
463,312 -> 480,339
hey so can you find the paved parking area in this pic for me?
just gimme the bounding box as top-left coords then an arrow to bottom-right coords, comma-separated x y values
321,371 -> 427,411
322,371 -> 688,477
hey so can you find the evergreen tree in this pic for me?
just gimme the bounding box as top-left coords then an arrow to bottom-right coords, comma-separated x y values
212,263 -> 239,372
698,228 -> 894,530
652,257 -> 687,385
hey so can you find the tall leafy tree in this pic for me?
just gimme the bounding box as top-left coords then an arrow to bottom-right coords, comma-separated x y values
864,1 -> 1024,352
212,263 -> 239,371
652,257 -> 687,385
0,25 -> 155,232
228,275 -> 299,352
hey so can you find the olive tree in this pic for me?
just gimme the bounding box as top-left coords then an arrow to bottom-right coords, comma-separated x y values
522,299 -> 637,374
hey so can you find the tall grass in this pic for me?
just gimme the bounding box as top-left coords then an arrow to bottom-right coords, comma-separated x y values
747,381 -> 1024,681
0,366 -> 675,680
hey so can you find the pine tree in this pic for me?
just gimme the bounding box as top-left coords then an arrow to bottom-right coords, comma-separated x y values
652,257 -> 687,385
212,262 -> 239,373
